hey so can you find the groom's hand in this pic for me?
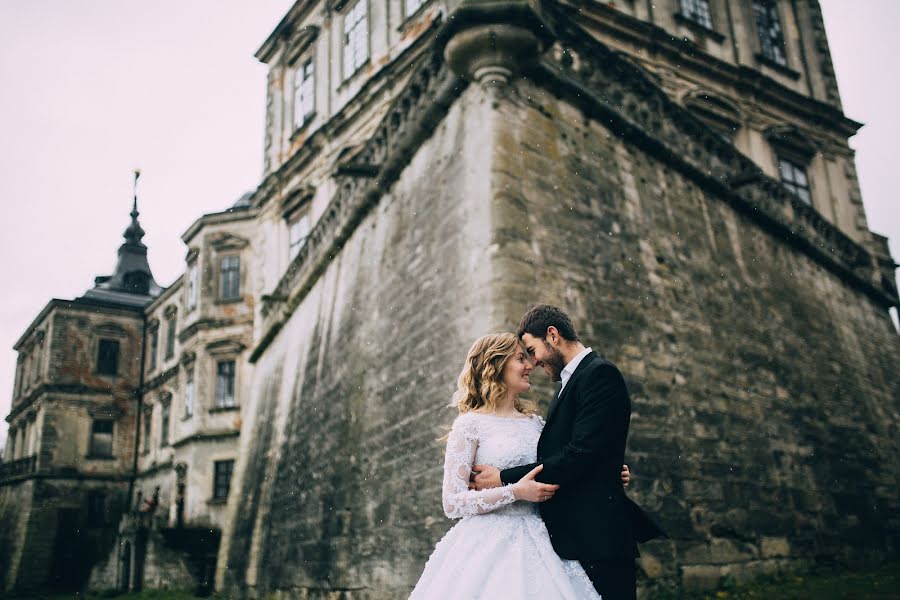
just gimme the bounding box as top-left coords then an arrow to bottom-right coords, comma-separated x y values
470,465 -> 501,490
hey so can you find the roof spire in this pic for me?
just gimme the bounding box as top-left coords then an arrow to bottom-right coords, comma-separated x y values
123,168 -> 146,247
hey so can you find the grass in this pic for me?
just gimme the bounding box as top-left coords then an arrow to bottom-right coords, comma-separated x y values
644,561 -> 900,600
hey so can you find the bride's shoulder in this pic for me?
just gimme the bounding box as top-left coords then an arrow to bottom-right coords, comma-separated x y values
527,413 -> 546,426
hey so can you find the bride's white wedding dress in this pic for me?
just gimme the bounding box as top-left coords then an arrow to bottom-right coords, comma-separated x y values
409,412 -> 601,599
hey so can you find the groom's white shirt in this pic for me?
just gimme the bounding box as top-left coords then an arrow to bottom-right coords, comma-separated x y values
558,346 -> 592,396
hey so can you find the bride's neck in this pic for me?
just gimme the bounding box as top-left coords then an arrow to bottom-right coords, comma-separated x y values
491,394 -> 520,416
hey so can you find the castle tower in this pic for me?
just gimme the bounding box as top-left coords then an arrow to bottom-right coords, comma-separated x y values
215,0 -> 899,597
0,181 -> 161,593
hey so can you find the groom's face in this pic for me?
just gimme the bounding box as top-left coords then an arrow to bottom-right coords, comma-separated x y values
520,333 -> 566,382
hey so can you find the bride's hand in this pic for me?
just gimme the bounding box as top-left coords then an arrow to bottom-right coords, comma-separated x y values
621,464 -> 631,487
512,465 -> 560,503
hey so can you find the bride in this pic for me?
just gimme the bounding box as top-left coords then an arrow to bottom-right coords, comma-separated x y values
410,333 -> 629,599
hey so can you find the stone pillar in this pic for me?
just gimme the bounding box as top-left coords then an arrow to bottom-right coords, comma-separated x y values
442,0 -> 552,91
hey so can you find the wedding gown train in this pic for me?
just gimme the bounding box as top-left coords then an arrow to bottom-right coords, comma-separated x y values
409,412 -> 601,599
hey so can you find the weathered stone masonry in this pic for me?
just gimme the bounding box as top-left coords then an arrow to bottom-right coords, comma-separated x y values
216,3 -> 899,598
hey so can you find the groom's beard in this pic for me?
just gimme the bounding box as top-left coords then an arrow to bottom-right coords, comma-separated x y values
542,341 -> 566,382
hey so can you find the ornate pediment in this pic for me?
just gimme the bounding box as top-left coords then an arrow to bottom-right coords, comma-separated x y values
281,185 -> 316,220
209,232 -> 250,251
765,126 -> 819,161
286,25 -> 320,66
205,338 -> 246,356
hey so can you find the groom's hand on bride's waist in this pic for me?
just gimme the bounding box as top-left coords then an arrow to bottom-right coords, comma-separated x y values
469,465 -> 502,490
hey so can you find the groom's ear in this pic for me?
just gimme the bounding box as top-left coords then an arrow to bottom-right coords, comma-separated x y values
546,326 -> 560,345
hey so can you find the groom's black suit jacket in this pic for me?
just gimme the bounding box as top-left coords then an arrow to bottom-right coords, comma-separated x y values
500,351 -> 664,561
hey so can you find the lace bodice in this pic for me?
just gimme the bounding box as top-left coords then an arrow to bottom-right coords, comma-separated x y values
441,412 -> 544,519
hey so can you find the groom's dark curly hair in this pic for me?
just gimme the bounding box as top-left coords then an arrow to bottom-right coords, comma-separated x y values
517,304 -> 580,342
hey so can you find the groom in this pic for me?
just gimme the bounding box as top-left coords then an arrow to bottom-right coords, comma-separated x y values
472,304 -> 664,600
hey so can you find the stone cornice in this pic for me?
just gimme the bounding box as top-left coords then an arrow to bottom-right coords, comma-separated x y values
253,16 -> 442,212
143,364 -> 181,393
562,0 -> 861,139
171,430 -> 240,449
534,8 -> 896,308
7,384 -> 121,423
250,55 -> 468,362
14,298 -> 142,351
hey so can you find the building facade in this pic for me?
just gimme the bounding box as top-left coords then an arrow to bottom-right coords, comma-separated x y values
2,0 -> 898,597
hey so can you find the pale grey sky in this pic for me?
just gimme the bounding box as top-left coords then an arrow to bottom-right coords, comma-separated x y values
1,1 -> 897,447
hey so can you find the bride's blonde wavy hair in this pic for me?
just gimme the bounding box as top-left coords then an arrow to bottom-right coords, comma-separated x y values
452,333 -> 537,416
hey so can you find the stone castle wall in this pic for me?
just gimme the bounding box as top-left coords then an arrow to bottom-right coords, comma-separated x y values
488,76 -> 900,588
218,84 -> 504,597
216,32 -> 899,596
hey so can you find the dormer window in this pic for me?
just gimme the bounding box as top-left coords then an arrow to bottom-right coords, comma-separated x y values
753,0 -> 787,67
293,58 -> 315,130
343,0 -> 369,80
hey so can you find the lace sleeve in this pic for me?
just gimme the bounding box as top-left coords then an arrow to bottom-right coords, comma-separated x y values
442,416 -> 516,519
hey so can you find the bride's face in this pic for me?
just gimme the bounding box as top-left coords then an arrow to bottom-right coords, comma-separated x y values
501,349 -> 534,395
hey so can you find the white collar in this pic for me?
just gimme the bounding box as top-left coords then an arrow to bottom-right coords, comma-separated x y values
559,347 -> 592,392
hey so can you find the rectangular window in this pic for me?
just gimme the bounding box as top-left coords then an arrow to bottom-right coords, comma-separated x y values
184,369 -> 194,418
160,402 -> 170,447
213,459 -> 234,500
343,0 -> 368,79
405,0 -> 425,18
13,361 -> 23,399
215,360 -> 236,408
219,256 -> 241,300
187,264 -> 199,310
142,407 -> 152,454
97,339 -> 120,376
778,158 -> 811,204
31,346 -> 41,383
289,213 -> 311,261
89,419 -> 114,458
680,0 -> 712,29
148,329 -> 158,371
753,0 -> 787,66
165,316 -> 177,359
293,58 -> 315,129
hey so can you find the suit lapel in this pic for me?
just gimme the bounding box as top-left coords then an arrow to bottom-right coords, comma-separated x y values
545,352 -> 598,424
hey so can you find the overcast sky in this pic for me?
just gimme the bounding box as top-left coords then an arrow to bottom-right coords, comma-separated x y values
1,1 -> 897,447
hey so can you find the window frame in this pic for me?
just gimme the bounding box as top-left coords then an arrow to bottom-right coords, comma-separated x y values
187,263 -> 199,311
752,0 -> 788,67
293,57 -> 316,130
183,368 -> 194,419
89,419 -> 115,458
142,405 -> 152,455
777,156 -> 812,205
218,255 -> 241,301
212,459 -> 235,501
288,210 -> 312,261
96,339 -> 120,376
342,0 -> 370,81
214,360 -> 237,409
679,0 -> 713,30
165,314 -> 177,360
159,400 -> 170,448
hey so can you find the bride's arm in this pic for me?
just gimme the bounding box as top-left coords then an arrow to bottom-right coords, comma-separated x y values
442,417 -> 517,519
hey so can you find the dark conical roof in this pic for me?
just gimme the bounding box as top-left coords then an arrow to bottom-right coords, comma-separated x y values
81,174 -> 163,307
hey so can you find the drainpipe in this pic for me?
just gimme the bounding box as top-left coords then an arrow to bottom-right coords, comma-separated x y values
127,311 -> 148,510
